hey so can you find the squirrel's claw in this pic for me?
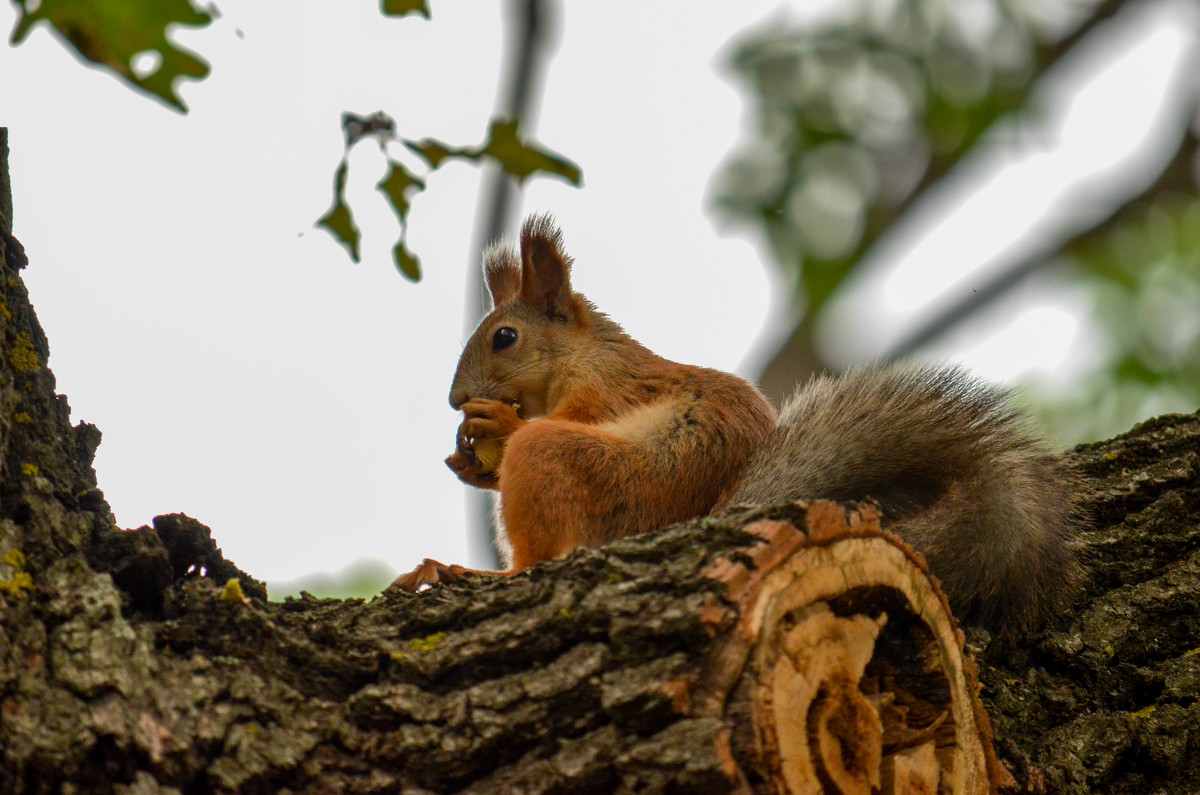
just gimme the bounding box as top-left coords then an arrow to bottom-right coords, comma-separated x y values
391,558 -> 477,592
445,448 -> 499,490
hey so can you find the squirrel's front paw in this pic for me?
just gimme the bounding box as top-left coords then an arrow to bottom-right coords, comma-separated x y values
445,444 -> 500,489
459,398 -> 524,441
390,558 -> 478,592
445,398 -> 525,487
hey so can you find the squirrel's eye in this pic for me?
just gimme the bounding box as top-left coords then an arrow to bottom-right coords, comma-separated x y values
492,327 -> 518,352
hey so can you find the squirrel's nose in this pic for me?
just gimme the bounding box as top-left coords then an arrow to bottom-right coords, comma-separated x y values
449,388 -> 468,410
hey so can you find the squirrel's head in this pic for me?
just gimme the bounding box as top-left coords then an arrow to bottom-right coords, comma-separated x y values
449,215 -> 594,418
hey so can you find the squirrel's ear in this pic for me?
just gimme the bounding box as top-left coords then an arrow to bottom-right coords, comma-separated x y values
519,214 -> 575,321
483,243 -> 521,308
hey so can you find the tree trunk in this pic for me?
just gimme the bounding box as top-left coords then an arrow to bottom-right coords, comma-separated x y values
1,136 -> 1198,794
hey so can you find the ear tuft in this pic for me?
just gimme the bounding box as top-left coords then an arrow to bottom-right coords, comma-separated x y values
483,242 -> 521,308
520,214 -> 571,269
519,214 -> 574,318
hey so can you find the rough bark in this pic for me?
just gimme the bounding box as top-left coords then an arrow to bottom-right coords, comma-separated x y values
976,412 -> 1200,795
1,138 -> 1199,794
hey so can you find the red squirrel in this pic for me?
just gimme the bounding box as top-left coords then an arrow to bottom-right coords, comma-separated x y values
394,215 -> 1085,629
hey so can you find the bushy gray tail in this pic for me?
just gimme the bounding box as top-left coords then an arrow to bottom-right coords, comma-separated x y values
722,364 -> 1086,630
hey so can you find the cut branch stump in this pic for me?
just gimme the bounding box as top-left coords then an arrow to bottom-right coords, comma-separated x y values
701,504 -> 1003,794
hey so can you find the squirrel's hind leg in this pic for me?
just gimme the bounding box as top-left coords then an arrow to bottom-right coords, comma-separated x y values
497,417 -> 668,568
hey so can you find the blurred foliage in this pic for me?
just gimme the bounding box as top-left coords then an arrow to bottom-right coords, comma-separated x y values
318,112 -> 581,281
715,0 -> 1200,441
9,0 -> 211,111
381,0 -> 431,19
267,559 -> 396,601
1052,187 -> 1200,442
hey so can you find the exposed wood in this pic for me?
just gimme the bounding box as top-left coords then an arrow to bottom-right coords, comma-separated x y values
698,509 -> 1001,794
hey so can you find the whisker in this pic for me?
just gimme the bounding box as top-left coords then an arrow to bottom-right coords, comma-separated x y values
495,350 -> 578,383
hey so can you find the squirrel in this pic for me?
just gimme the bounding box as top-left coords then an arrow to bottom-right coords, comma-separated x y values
394,215 -> 1085,630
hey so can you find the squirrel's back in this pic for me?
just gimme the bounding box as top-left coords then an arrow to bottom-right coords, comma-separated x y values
721,363 -> 1085,629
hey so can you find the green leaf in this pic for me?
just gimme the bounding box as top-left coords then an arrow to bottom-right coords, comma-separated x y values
392,240 -> 422,281
402,119 -> 582,185
316,160 -> 361,263
402,139 -> 461,169
381,0 -> 431,19
329,118 -> 581,277
377,159 -> 426,281
11,0 -> 212,112
479,119 -> 582,184
376,159 -> 426,223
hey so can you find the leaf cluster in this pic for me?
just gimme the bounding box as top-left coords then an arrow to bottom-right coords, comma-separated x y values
9,2 -> 582,282
316,112 -> 581,281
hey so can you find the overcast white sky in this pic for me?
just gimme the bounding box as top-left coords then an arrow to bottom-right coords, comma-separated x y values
1,0 -> 1195,588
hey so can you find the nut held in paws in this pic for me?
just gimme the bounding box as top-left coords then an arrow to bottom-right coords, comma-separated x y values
472,436 -> 504,474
